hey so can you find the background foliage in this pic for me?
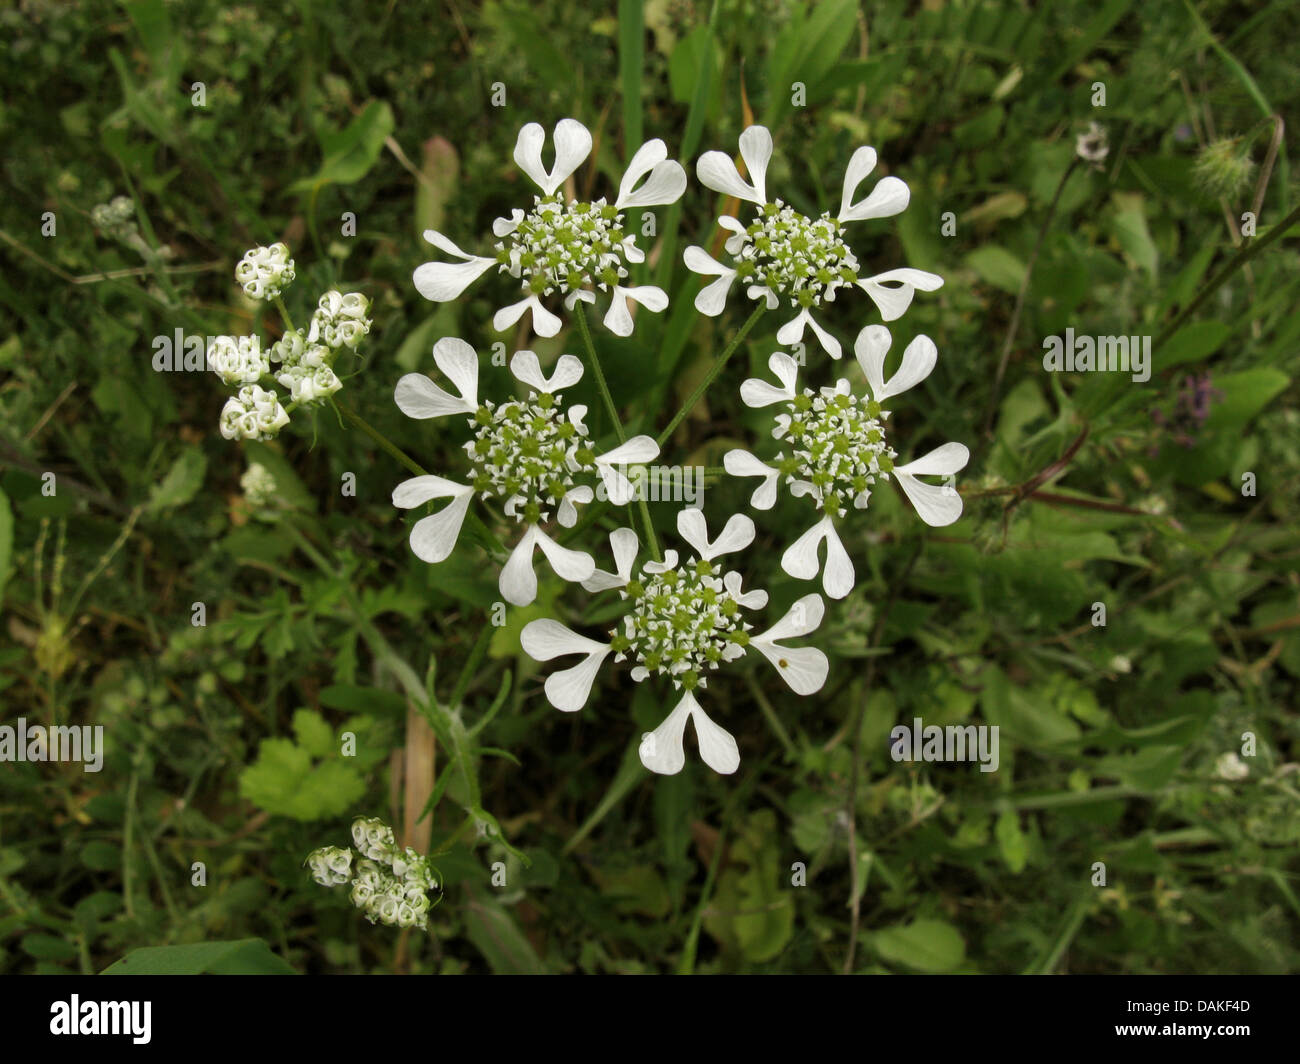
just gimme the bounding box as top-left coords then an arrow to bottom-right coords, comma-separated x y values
1,0 -> 1297,974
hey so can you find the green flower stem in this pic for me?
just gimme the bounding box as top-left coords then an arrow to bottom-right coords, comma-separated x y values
273,295 -> 296,334
656,304 -> 765,448
334,399 -> 506,557
573,303 -> 662,562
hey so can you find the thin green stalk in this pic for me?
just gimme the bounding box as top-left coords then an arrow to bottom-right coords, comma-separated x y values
274,295 -> 296,334
448,624 -> 492,710
335,400 -> 429,477
743,673 -> 796,760
983,157 -> 1079,436
657,305 -> 765,447
333,399 -> 505,557
573,303 -> 661,561
574,303 -> 626,446
1154,199 -> 1300,351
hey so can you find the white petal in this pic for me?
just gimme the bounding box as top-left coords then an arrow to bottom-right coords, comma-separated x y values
549,118 -> 594,193
683,244 -> 730,278
803,312 -> 842,359
412,255 -> 496,302
768,351 -> 799,393
821,520 -> 855,599
534,527 -> 596,583
723,570 -> 768,609
779,309 -> 840,358
603,285 -> 669,336
853,323 -> 893,399
616,139 -> 687,208
510,350 -> 584,394
643,548 -> 678,573
775,309 -> 809,348
639,695 -> 691,775
751,641 -> 829,695
394,372 -> 474,419
433,335 -> 480,403
719,215 -> 748,255
499,526 -> 541,606
677,508 -> 754,561
403,490 -> 473,564
564,289 -> 596,309
756,591 -> 825,641
392,475 -> 473,509
723,449 -> 780,510
421,229 -> 481,261
750,593 -> 829,694
582,525 -> 640,591
837,145 -> 877,219
557,485 -> 593,528
609,526 -> 640,580
696,151 -> 763,204
895,441 -> 970,477
892,443 -> 969,528
544,648 -> 611,712
596,434 -> 660,468
781,518 -> 829,581
521,618 -> 606,661
514,118 -> 591,196
695,272 -> 736,316
858,269 -> 945,322
738,125 -> 774,205
494,296 -> 562,338
492,209 -> 524,238
839,146 -> 910,221
893,474 -> 963,527
689,699 -> 740,775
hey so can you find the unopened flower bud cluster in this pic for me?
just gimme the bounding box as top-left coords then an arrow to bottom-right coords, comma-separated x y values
214,245 -> 371,440
306,818 -> 440,930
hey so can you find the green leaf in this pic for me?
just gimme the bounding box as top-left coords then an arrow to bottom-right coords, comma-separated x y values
965,245 -> 1026,294
146,446 -> 207,512
462,896 -> 545,974
288,101 -> 395,194
21,933 -> 78,963
102,938 -> 296,975
704,810 -> 795,964
238,713 -> 367,821
871,918 -> 966,973
1205,369 -> 1288,429
996,810 -> 1029,873
1111,192 -> 1158,277
1157,321 -> 1230,372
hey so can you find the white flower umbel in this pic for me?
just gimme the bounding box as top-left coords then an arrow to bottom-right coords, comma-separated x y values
208,334 -> 269,386
265,290 -> 369,407
521,508 -> 829,776
392,338 -> 660,606
235,242 -> 295,301
684,125 -> 944,357
413,118 -> 686,337
724,326 -> 969,598
218,384 -> 289,441
306,845 -> 352,887
306,818 -> 440,931
310,289 -> 372,350
240,462 -> 278,510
